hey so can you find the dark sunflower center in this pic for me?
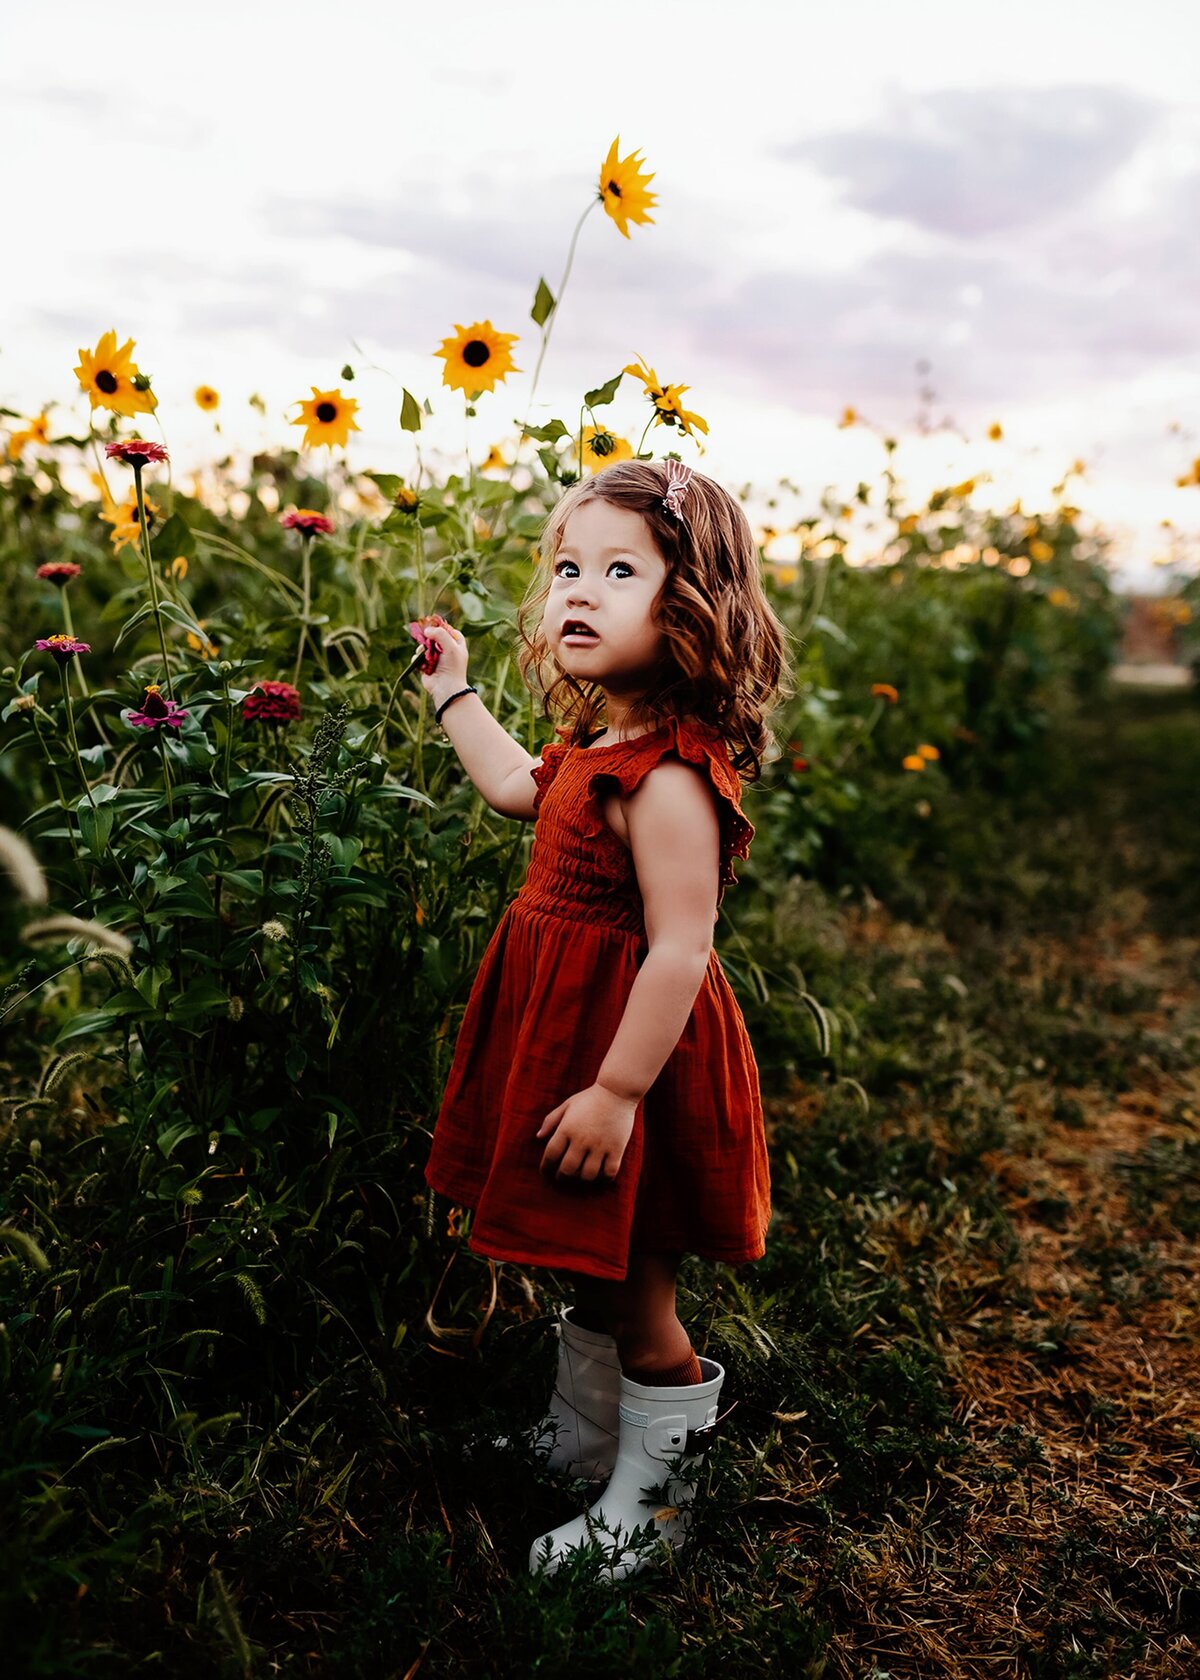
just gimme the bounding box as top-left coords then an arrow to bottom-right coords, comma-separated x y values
315,401 -> 337,423
96,369 -> 119,394
462,340 -> 491,368
606,179 -> 622,198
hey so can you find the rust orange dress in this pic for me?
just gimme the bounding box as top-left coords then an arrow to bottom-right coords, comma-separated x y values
423,713 -> 773,1282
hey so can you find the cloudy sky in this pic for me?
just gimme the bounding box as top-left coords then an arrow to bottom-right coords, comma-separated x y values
3,0 -> 1198,589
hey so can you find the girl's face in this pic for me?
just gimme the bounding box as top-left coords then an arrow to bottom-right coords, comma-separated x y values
548,499 -> 669,699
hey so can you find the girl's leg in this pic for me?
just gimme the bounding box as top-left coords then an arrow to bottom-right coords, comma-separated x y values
565,1252 -> 698,1379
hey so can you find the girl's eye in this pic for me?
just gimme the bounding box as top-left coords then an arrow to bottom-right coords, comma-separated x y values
554,560 -> 633,578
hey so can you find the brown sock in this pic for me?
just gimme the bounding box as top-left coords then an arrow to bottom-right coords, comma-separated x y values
625,1347 -> 703,1388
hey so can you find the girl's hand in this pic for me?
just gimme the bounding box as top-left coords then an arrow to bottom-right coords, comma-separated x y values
536,1084 -> 638,1185
409,614 -> 470,700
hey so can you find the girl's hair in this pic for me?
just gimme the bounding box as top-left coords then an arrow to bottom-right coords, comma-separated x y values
516,459 -> 795,779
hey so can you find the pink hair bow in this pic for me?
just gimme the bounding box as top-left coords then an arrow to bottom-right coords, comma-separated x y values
661,458 -> 693,520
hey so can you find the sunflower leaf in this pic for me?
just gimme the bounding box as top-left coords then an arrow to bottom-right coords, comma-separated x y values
530,277 -> 556,328
584,373 -> 624,408
520,420 -> 568,444
399,389 -> 422,433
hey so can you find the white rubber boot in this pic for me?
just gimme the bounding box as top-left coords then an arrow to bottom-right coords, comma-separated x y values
528,1355 -> 727,1581
492,1305 -> 621,1482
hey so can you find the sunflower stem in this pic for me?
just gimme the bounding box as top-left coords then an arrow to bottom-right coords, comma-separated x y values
507,198 -> 598,491
133,464 -> 176,701
60,661 -> 97,815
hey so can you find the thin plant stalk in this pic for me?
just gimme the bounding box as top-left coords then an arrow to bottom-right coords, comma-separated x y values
507,198 -> 598,490
133,464 -> 176,701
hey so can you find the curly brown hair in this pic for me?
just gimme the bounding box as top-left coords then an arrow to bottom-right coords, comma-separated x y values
516,459 -> 795,779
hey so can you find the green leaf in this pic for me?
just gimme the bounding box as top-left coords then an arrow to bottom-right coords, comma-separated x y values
156,513 -> 194,560
400,388 -> 423,433
520,419 -> 569,444
584,372 -> 624,408
531,276 -> 556,327
77,803 -> 114,856
341,363 -> 355,381
157,1121 -> 198,1159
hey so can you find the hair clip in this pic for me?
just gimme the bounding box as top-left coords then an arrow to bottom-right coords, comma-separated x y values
661,458 -> 693,521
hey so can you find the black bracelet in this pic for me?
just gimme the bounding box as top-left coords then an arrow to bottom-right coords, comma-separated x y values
434,685 -> 478,726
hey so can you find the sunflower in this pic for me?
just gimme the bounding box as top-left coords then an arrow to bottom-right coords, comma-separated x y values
622,356 -> 708,439
105,492 -> 161,556
74,330 -> 157,417
7,411 -> 51,461
480,443 -> 508,472
597,136 -> 658,239
576,426 -> 634,474
289,386 -> 361,451
434,322 -> 520,396
194,385 -> 220,411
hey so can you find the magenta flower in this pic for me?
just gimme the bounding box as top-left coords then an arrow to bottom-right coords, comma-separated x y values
104,438 -> 169,467
127,683 -> 189,730
408,614 -> 445,674
36,634 -> 91,663
280,508 -> 335,537
243,680 -> 302,725
36,562 -> 82,586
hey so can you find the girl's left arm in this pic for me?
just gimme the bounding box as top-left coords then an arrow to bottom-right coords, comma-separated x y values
594,760 -> 721,1103
537,763 -> 720,1180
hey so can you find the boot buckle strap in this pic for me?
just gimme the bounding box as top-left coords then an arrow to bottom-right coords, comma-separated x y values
684,1398 -> 739,1454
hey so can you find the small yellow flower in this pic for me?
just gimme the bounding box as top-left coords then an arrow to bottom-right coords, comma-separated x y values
186,622 -> 219,659
170,556 -> 189,579
898,514 -> 920,535
902,754 -> 926,772
950,478 -> 976,498
1070,459 -> 1086,476
772,565 -> 799,586
194,385 -> 220,411
597,136 -> 658,239
480,444 -> 508,472
6,411 -> 50,461
1047,587 -> 1076,609
393,485 -> 421,514
987,422 -> 1003,440
837,407 -> 858,428
435,321 -> 521,395
871,683 -> 899,704
104,492 -> 160,555
576,426 -> 634,474
916,743 -> 940,761
1029,538 -> 1055,563
623,355 -> 708,440
290,386 -> 361,451
74,330 -> 157,417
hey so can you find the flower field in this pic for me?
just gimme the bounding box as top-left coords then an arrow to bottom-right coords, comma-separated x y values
2,136 -> 1197,1677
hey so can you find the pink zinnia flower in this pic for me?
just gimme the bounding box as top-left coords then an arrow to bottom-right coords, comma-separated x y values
243,680 -> 302,725
127,683 -> 189,730
280,508 -> 335,537
104,438 -> 169,467
35,634 -> 91,663
408,614 -> 446,674
36,562 -> 82,586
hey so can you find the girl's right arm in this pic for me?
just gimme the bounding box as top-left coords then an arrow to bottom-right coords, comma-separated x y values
418,619 -> 541,820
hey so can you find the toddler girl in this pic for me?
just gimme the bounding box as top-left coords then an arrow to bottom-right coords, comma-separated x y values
419,457 -> 789,1581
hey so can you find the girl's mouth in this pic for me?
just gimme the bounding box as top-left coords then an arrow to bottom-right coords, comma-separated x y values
562,622 -> 600,644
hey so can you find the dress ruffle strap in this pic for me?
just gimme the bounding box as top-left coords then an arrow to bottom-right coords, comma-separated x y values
580,716 -> 755,898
